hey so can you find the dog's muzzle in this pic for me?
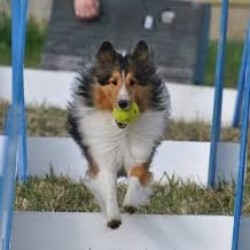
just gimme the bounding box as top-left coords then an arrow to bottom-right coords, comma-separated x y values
116,121 -> 127,129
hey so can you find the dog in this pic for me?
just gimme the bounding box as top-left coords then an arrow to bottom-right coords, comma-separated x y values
68,40 -> 170,229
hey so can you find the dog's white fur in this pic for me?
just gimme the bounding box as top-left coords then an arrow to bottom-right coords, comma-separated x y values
117,71 -> 131,105
72,95 -> 168,223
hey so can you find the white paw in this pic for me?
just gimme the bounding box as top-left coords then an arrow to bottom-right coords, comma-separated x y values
107,209 -> 121,224
123,177 -> 153,207
107,207 -> 122,229
106,196 -> 121,225
107,218 -> 122,229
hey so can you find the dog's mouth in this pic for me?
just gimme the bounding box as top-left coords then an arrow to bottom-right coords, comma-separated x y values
116,121 -> 127,129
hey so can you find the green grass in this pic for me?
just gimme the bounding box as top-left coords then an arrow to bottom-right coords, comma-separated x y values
0,100 -> 67,137
15,174 -> 236,215
1,101 -> 249,215
0,15 -> 45,67
0,15 -> 243,87
0,100 -> 240,141
204,40 -> 243,88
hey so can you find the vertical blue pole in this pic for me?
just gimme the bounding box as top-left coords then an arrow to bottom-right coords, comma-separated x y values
208,0 -> 229,187
232,24 -> 249,128
0,0 -> 29,248
232,30 -> 250,250
17,0 -> 28,181
12,0 -> 28,181
11,0 -> 20,104
0,106 -> 20,250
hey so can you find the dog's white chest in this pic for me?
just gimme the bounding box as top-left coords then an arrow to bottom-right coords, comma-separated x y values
78,109 -> 167,171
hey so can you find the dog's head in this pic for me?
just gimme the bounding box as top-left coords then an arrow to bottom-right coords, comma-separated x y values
92,40 -> 156,112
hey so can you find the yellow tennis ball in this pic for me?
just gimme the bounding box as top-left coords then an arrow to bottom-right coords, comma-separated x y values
113,102 -> 140,124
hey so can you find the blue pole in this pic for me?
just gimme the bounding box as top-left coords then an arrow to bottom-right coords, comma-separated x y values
0,0 -> 29,248
208,0 -> 229,187
0,105 -> 20,250
232,28 -> 250,250
17,0 -> 28,181
11,0 -> 20,104
232,24 -> 249,128
12,0 -> 28,181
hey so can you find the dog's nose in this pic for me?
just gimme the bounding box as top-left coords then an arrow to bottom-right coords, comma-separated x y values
118,99 -> 129,110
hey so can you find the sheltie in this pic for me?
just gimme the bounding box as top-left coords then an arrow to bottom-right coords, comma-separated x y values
68,40 -> 170,229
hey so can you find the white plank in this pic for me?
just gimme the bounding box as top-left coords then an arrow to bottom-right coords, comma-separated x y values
0,136 -> 239,185
239,217 -> 250,250
27,136 -> 87,180
0,66 -> 236,125
169,82 -> 236,125
0,66 -> 74,107
216,142 -> 240,183
12,212 -> 234,250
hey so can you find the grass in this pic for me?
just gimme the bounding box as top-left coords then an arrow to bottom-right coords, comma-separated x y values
0,15 -> 243,87
0,100 -> 240,141
0,101 -> 67,137
1,101 -> 250,215
0,15 -> 45,67
204,40 -> 243,88
15,174 -> 236,215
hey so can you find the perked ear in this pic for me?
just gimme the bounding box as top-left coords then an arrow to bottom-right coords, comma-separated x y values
96,41 -> 116,63
132,40 -> 151,63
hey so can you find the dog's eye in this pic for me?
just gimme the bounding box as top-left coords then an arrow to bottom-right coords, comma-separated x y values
130,79 -> 136,86
96,75 -> 110,85
110,80 -> 117,86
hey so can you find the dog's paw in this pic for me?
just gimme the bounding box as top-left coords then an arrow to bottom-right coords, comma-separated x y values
124,177 -> 153,207
124,205 -> 137,214
107,219 -> 122,229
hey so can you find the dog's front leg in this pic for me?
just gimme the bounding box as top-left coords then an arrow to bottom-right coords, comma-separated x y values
124,164 -> 153,213
101,170 -> 121,229
85,169 -> 121,229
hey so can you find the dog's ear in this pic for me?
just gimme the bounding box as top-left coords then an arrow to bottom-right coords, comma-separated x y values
96,41 -> 116,63
132,40 -> 152,63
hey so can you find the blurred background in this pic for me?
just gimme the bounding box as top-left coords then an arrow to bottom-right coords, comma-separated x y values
0,0 -> 248,87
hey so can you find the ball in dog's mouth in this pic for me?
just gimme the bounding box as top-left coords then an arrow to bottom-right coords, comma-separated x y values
113,102 -> 140,129
116,121 -> 127,129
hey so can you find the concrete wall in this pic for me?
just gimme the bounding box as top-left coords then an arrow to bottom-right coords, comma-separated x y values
0,0 -> 248,40
210,5 -> 249,40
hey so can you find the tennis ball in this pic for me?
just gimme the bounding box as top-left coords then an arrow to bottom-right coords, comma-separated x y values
113,102 -> 140,125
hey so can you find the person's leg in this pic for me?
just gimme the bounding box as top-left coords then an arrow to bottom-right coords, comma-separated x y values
74,0 -> 100,20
